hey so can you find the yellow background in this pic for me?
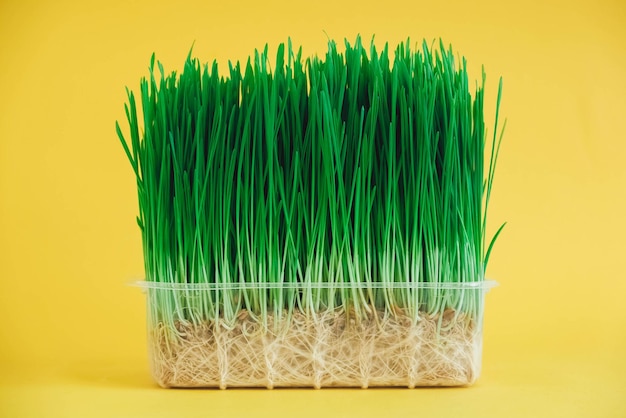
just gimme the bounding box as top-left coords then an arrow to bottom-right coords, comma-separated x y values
1,0 -> 625,416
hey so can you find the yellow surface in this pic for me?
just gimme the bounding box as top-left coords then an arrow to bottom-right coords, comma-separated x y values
1,0 -> 625,416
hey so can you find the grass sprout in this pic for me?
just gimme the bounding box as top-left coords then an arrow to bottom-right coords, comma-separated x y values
117,36 -> 504,332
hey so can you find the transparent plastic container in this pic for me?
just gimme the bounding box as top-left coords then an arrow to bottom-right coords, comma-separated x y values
137,281 -> 496,388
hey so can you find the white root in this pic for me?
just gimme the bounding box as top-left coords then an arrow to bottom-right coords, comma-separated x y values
149,309 -> 480,388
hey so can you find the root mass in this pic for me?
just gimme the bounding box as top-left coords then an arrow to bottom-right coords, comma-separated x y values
149,309 -> 479,388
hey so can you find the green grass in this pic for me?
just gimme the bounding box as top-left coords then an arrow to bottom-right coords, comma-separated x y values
117,36 -> 504,330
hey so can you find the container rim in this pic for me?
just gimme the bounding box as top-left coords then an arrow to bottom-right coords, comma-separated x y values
130,280 -> 498,291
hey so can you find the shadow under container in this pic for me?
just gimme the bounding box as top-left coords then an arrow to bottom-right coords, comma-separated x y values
137,281 -> 497,388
